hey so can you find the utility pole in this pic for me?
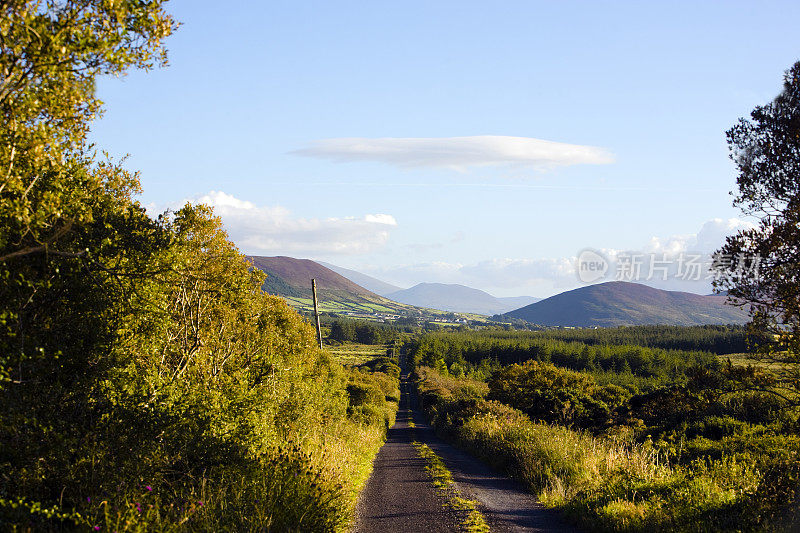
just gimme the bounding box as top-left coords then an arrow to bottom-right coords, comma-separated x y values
311,278 -> 323,349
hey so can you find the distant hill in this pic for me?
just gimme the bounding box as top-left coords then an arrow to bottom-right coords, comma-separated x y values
502,281 -> 749,327
318,261 -> 403,296
388,283 -> 540,315
247,256 -> 411,315
497,295 -> 542,310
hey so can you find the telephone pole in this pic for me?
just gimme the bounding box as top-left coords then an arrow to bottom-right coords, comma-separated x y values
311,278 -> 323,349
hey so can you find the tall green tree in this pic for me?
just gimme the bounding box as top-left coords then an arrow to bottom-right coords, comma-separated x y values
0,1 -> 177,380
0,0 -> 178,520
0,0 -> 175,260
0,4 -> 394,530
714,61 -> 800,405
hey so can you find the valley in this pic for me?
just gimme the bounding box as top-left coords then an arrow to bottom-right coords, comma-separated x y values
3,3 -> 798,532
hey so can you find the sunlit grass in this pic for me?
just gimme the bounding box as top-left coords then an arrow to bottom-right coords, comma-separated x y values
416,366 -> 772,532
413,441 -> 490,533
327,342 -> 388,366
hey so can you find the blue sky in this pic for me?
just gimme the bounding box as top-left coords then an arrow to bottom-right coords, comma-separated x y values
91,0 -> 800,297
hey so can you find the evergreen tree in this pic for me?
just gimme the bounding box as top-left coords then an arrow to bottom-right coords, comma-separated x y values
714,61 -> 800,405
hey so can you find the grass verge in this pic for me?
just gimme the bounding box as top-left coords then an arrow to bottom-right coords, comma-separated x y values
412,441 -> 490,533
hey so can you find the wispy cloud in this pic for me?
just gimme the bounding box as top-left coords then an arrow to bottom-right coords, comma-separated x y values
292,135 -> 615,171
190,191 -> 397,255
359,217 -> 756,296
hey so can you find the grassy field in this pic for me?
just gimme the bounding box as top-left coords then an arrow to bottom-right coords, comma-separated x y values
327,342 -> 389,366
282,295 -> 492,324
720,352 -> 790,371
284,296 -> 401,314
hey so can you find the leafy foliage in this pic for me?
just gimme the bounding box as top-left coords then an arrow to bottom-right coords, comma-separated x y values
0,0 -> 176,265
416,366 -> 798,532
715,61 -> 800,406
488,361 -> 630,428
411,316 -> 800,531
0,3 -> 397,530
408,328 -> 721,391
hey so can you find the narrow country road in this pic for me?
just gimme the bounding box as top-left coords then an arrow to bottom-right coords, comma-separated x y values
353,376 -> 461,532
354,371 -> 579,533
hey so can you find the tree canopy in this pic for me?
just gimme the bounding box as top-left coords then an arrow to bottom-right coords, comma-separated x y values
0,3 -> 398,529
715,61 -> 800,405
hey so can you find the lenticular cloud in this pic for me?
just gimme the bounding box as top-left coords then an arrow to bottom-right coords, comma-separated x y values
292,135 -> 615,170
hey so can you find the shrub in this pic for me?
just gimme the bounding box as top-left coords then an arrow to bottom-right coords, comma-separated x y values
415,366 -> 796,532
488,361 -> 628,428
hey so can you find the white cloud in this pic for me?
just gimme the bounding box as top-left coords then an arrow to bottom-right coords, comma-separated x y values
645,218 -> 757,255
292,135 -> 615,171
191,191 -> 397,255
359,217 -> 757,297
364,213 -> 398,226
199,190 -> 256,210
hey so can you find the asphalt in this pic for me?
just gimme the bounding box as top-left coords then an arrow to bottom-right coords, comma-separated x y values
353,373 -> 580,533
353,378 -> 461,533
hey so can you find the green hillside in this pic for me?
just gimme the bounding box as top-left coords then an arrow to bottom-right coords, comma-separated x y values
248,256 -> 416,316
503,281 -> 750,327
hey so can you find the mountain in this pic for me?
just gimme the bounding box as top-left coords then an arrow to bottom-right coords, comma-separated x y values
388,283 -> 540,315
247,256 -> 411,315
498,295 -> 542,309
502,281 -> 750,327
318,261 -> 403,296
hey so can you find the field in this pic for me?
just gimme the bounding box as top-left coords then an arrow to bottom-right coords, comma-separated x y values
282,295 -> 493,326
283,295 -> 402,314
410,325 -> 800,532
328,342 -> 390,366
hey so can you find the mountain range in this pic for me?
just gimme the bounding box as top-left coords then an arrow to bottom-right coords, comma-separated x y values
249,256 -> 749,327
386,283 -> 540,315
247,256 -> 411,316
318,262 -> 402,296
502,281 -> 750,327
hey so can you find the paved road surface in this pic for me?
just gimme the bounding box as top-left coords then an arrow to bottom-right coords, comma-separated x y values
354,374 -> 579,533
353,378 -> 461,532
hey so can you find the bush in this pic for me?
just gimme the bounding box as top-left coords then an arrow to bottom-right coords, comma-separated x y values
488,361 -> 629,428
415,366 -> 796,532
346,366 -> 400,431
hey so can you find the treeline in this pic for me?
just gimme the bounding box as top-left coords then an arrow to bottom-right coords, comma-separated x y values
326,318 -> 401,344
408,330 -> 720,389
529,324 -> 748,354
0,4 -> 395,530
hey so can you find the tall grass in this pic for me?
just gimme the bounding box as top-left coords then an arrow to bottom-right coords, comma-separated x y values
415,367 -> 793,532
1,349 -> 398,532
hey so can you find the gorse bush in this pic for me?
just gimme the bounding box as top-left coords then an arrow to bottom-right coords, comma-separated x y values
488,361 -> 631,428
346,365 -> 400,430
